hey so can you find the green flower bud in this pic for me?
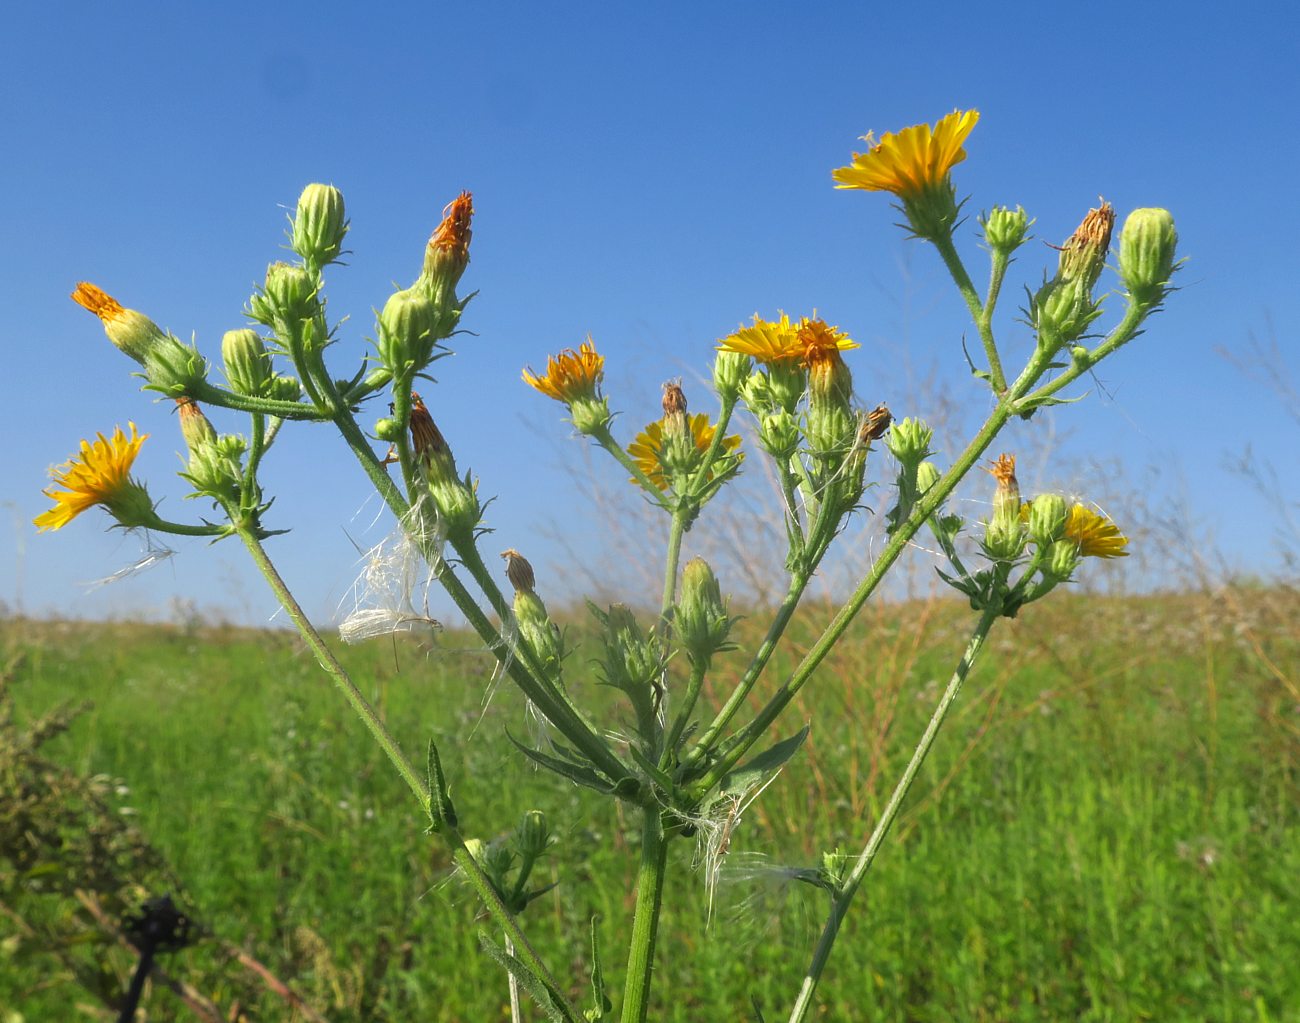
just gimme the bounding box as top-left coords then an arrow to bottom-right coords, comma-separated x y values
222,329 -> 273,396
1045,537 -> 1082,581
142,336 -> 209,397
374,417 -> 402,442
981,205 -> 1031,254
1119,207 -> 1178,306
176,398 -> 217,457
739,369 -> 773,412
713,349 -> 751,403
514,810 -> 552,861
885,417 -> 933,467
247,263 -> 322,352
268,375 -> 303,402
915,460 -> 941,496
290,183 -> 348,268
409,397 -> 480,536
758,410 -> 800,460
765,359 -> 807,414
676,557 -> 733,668
377,286 -> 441,374
568,395 -> 613,436
1027,493 -> 1068,546
983,516 -> 1027,561
592,603 -> 664,729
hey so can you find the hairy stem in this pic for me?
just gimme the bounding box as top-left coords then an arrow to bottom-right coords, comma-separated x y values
619,809 -> 669,1023
933,233 -> 1007,394
787,603 -> 1000,1023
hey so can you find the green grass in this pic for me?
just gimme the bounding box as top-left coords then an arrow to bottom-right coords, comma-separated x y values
4,587 -> 1299,1021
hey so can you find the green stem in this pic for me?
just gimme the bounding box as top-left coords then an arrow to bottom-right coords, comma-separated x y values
1019,300 -> 1148,407
446,831 -> 582,1023
191,380 -> 332,421
693,397 -> 1018,794
661,661 -> 706,765
932,233 -> 1007,394
660,507 -> 689,620
234,524 -> 428,805
787,603 -> 1000,1023
680,570 -> 812,774
688,395 -> 737,495
619,809 -> 668,1023
590,424 -> 673,509
236,521 -> 576,1019
146,516 -> 230,538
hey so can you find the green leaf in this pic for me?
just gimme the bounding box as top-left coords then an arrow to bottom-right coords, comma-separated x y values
719,725 -> 809,796
585,916 -> 612,1021
506,730 -> 617,794
425,737 -> 457,831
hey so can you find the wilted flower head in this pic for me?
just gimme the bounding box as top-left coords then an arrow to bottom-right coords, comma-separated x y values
500,548 -> 536,594
35,424 -> 153,532
421,191 -> 474,298
71,283 -> 172,365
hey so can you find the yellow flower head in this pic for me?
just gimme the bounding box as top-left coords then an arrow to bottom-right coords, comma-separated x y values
719,314 -> 858,367
627,413 -> 742,491
522,338 -> 605,403
832,110 -> 980,200
35,424 -> 149,532
1063,504 -> 1129,558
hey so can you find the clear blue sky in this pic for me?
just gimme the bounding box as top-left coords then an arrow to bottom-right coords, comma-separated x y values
2,2 -> 1297,624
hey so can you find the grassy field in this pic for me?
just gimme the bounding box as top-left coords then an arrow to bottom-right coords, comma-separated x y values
3,586 -> 1299,1021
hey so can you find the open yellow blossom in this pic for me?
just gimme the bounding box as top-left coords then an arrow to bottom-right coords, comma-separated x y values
1063,504 -> 1129,558
832,110 -> 980,199
522,339 -> 605,403
720,314 -> 858,366
627,414 -> 742,491
34,424 -> 150,532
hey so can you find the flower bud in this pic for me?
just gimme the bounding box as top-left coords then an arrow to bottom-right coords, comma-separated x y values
915,460 -> 941,496
983,516 -> 1027,561
713,349 -> 751,403
70,283 -> 174,366
1045,537 -> 1082,581
885,417 -> 933,467
142,336 -> 209,397
1118,208 -> 1177,307
175,397 -> 217,457
268,375 -> 302,402
377,286 -> 441,374
758,410 -> 800,460
374,417 -> 402,442
1027,493 -> 1067,546
290,183 -> 348,268
409,395 -> 480,536
247,263 -> 322,352
222,329 -> 273,396
592,603 -> 664,727
982,205 -> 1031,254
514,810 -> 552,861
514,587 -> 564,681
676,557 -> 733,668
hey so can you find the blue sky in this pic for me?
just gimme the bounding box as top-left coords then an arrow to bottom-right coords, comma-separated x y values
2,2 -> 1297,624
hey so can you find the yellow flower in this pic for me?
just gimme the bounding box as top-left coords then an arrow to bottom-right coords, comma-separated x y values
1063,504 -> 1128,558
627,413 -> 742,491
522,338 -> 605,403
832,110 -> 980,199
35,424 -> 149,532
720,314 -> 858,366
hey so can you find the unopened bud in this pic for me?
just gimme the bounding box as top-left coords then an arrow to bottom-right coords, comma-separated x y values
268,375 -> 302,402
514,810 -> 552,860
713,349 -> 751,403
377,286 -> 440,373
175,397 -> 217,456
1045,537 -> 1082,580
915,460 -> 941,496
1119,208 -> 1178,307
374,417 -> 402,442
886,417 -> 933,467
982,205 -> 1031,254
1027,493 -> 1067,546
222,329 -> 273,396
676,557 -> 732,668
290,183 -> 348,268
